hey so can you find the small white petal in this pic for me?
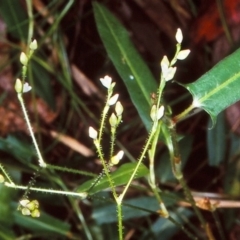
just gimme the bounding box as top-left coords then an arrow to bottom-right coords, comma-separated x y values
117,150 -> 124,160
22,208 -> 31,215
20,199 -> 30,207
23,82 -> 32,93
177,49 -> 190,60
175,28 -> 183,44
111,150 -> 124,165
160,55 -> 169,74
164,67 -> 177,81
157,106 -> 164,120
89,126 -> 98,139
108,94 -> 119,105
100,75 -> 112,89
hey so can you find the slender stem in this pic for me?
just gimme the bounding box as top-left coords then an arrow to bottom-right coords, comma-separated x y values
0,163 -> 14,184
47,164 -> 97,177
117,203 -> 123,240
168,120 -> 214,239
5,182 -> 87,198
174,104 -> 194,123
17,93 -> 46,168
119,122 -> 157,202
26,0 -> 34,46
110,127 -> 116,160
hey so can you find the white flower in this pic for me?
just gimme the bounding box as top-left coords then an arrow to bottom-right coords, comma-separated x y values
111,150 -> 124,165
100,75 -> 112,89
150,105 -> 164,121
164,67 -> 177,81
19,199 -> 30,207
160,55 -> 169,74
175,28 -> 183,44
108,94 -> 119,105
177,49 -> 191,60
157,105 -> 164,120
23,82 -> 32,93
88,126 -> 98,139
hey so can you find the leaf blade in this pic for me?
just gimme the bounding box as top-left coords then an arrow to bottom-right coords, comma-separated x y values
186,49 -> 240,123
77,162 -> 149,194
93,2 -> 157,131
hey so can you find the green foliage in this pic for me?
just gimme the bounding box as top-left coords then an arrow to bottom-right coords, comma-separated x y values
93,2 -> 157,131
78,162 -> 149,194
185,48 -> 240,124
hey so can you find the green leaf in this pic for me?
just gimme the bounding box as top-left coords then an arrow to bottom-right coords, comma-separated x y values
0,0 -> 28,40
31,58 -> 55,110
0,185 -> 15,226
0,135 -> 35,163
93,194 -> 177,224
0,225 -> 15,240
151,207 -> 193,239
93,2 -> 157,131
14,209 -> 70,236
185,48 -> 240,124
77,162 -> 149,194
207,112 -> 226,166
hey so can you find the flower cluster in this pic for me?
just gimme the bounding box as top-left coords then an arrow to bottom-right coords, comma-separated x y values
89,75 -> 124,165
15,39 -> 38,94
19,199 -> 40,218
160,28 -> 190,82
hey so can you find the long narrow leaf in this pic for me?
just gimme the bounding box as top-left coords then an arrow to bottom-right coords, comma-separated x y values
77,162 -> 149,194
93,2 -> 157,131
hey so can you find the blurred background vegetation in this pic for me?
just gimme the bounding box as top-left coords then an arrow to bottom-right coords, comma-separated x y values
0,0 -> 239,239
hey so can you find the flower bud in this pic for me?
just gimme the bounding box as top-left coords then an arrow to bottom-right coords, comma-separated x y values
30,39 -> 38,50
150,105 -> 157,121
109,113 -> 117,127
31,209 -> 40,218
0,174 -> 4,183
89,126 -> 98,139
177,49 -> 190,60
110,150 -> 124,165
27,200 -> 39,211
108,94 -> 119,106
15,78 -> 23,93
115,101 -> 123,116
175,28 -> 183,44
22,207 -> 31,216
20,52 -> 28,66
